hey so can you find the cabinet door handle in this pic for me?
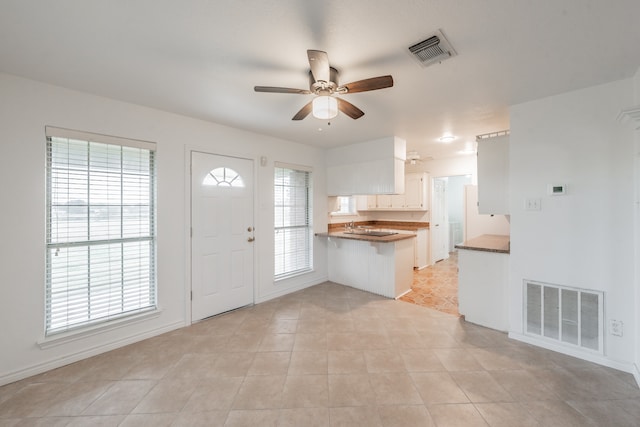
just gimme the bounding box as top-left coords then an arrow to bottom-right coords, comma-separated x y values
247,237 -> 255,242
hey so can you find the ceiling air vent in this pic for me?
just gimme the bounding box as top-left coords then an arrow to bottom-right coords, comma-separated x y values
408,29 -> 457,67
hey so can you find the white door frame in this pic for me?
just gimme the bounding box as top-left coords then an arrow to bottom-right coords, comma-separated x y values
183,145 -> 259,325
430,176 -> 449,263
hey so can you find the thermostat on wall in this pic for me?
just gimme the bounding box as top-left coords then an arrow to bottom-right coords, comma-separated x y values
548,184 -> 567,195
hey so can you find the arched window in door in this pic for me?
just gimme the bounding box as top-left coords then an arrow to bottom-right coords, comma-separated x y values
203,167 -> 245,188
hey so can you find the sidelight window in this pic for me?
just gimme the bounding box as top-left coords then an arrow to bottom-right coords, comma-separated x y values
274,164 -> 312,280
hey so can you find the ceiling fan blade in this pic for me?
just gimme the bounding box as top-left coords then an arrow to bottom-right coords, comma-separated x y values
254,86 -> 311,94
292,101 -> 313,120
307,50 -> 330,82
339,75 -> 394,93
337,98 -> 364,119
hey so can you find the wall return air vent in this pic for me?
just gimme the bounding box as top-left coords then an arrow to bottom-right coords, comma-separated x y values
524,280 -> 604,354
408,29 -> 457,67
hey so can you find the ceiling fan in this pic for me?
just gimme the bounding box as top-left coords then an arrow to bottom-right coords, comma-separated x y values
406,151 -> 422,165
254,50 -> 393,121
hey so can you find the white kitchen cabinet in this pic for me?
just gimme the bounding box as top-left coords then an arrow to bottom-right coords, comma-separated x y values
367,195 -> 377,209
391,193 -> 405,209
457,248 -> 509,331
404,173 -> 427,209
414,228 -> 429,269
377,194 -> 393,209
327,237 -> 414,299
358,173 -> 429,211
326,137 -> 406,196
382,228 -> 429,269
477,133 -> 509,215
355,195 -> 378,210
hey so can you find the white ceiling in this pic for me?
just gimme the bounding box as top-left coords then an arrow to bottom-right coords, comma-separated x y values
2,0 -> 640,159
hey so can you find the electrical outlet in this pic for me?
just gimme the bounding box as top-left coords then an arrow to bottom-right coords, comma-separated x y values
610,319 -> 623,337
525,198 -> 541,211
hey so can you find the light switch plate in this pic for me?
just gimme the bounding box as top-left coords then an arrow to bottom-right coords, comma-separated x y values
525,198 -> 541,211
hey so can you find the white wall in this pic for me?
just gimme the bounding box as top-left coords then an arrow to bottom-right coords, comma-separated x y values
634,68 -> 640,383
0,73 -> 328,385
509,78 -> 636,371
464,185 -> 511,240
412,155 -> 478,183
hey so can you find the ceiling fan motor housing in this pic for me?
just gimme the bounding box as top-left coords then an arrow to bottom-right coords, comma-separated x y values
310,67 -> 339,94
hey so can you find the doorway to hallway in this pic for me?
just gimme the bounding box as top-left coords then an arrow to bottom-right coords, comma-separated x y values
430,174 -> 472,264
399,251 -> 460,316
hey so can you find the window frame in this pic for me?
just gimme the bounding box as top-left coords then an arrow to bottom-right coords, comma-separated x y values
45,126 -> 157,336
330,196 -> 357,216
273,162 -> 313,281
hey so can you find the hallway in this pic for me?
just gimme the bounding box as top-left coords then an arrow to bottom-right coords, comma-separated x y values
400,252 -> 460,316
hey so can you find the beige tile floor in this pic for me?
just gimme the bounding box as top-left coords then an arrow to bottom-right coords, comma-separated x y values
1,282 -> 639,426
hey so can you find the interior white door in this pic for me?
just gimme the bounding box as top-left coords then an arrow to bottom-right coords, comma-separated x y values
431,178 -> 449,263
191,151 -> 254,322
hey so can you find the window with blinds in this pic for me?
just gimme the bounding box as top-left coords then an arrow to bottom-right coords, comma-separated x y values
274,164 -> 312,280
45,127 -> 157,336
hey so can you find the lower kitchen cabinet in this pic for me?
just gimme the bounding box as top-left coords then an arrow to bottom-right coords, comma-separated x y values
414,229 -> 429,269
457,246 -> 509,331
327,237 -> 414,299
383,228 -> 429,269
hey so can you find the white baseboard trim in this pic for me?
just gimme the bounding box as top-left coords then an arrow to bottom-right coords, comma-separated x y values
38,309 -> 163,349
509,332 -> 635,374
256,276 -> 329,304
0,320 -> 184,387
395,289 -> 412,299
633,363 -> 640,388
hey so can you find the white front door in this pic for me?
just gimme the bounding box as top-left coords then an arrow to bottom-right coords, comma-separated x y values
431,178 -> 449,263
191,151 -> 254,322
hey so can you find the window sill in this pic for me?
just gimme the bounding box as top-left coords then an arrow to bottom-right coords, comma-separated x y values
37,308 -> 163,350
275,268 -> 314,283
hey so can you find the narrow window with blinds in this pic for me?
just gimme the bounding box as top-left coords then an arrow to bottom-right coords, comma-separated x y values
45,127 -> 157,336
274,164 -> 313,280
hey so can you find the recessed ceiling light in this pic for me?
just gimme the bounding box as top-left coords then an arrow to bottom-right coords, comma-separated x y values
439,135 -> 456,143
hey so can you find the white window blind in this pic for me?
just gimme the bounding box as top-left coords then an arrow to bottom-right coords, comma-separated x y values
274,165 -> 312,280
45,127 -> 156,335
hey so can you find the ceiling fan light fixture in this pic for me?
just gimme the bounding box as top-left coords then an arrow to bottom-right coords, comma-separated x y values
312,95 -> 338,120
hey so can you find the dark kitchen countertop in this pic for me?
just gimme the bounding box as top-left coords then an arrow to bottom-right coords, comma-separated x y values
328,221 -> 429,232
315,231 -> 416,243
455,234 -> 510,254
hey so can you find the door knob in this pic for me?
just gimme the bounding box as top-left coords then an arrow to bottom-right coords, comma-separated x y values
247,226 -> 254,232
247,237 -> 255,242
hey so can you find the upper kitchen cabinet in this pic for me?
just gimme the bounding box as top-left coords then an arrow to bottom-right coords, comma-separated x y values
326,137 -> 405,196
404,172 -> 428,209
359,172 -> 429,211
477,132 -> 509,215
